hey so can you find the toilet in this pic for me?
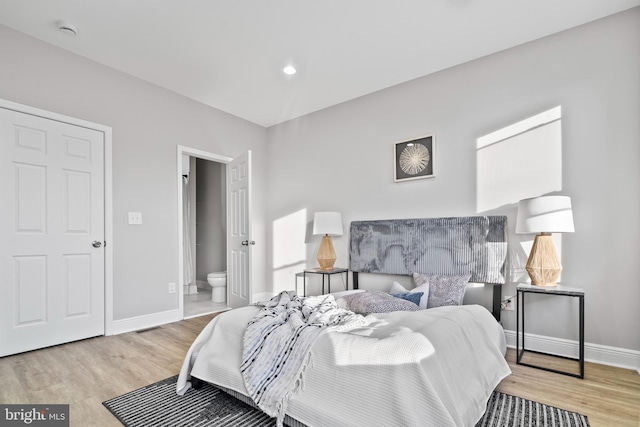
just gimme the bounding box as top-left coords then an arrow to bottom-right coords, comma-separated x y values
207,271 -> 227,303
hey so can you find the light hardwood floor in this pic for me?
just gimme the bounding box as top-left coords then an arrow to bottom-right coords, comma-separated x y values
497,350 -> 640,427
1,314 -> 638,427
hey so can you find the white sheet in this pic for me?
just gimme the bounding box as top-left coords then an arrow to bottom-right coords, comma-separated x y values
177,304 -> 510,427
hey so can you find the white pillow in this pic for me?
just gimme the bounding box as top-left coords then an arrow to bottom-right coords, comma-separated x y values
390,282 -> 409,294
390,281 -> 429,309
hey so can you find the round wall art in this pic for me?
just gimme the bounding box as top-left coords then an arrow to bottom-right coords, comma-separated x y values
394,134 -> 435,182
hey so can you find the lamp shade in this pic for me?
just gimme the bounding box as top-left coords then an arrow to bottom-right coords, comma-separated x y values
312,212 -> 343,236
516,196 -> 575,234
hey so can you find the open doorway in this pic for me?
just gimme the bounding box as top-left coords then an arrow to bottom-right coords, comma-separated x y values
177,146 -> 232,319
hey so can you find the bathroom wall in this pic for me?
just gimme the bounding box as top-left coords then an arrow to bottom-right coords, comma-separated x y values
196,159 -> 227,283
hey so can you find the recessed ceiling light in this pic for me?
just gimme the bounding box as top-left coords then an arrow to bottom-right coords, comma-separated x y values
283,66 -> 296,75
57,21 -> 78,36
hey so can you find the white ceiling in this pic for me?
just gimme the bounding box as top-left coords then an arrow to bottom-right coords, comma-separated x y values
0,1 -> 638,127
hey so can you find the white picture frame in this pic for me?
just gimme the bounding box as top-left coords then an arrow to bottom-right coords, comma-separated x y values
394,134 -> 435,182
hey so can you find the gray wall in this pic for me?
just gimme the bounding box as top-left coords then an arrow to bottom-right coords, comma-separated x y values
195,159 -> 227,281
1,8 -> 638,353
0,24 -> 268,321
266,8 -> 640,352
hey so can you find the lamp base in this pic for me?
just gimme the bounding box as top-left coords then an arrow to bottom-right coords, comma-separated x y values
317,235 -> 337,271
526,233 -> 562,286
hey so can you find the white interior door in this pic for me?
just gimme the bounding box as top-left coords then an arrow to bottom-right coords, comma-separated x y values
227,150 -> 252,309
0,107 -> 105,357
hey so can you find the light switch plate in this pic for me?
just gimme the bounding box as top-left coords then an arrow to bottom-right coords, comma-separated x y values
128,212 -> 142,225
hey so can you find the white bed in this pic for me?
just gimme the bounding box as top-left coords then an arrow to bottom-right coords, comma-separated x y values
177,215 -> 511,426
176,297 -> 510,427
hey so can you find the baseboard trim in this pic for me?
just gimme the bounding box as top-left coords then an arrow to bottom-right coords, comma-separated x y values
111,294 -> 273,335
504,329 -> 640,374
111,309 -> 182,335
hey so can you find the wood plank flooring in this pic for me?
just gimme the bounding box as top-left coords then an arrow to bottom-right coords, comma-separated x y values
1,314 -> 638,426
497,350 -> 640,427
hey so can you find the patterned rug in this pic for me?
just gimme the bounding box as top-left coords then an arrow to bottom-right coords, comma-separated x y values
103,376 -> 590,427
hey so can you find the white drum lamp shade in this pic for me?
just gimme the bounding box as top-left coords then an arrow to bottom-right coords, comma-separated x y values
313,212 -> 343,270
516,196 -> 574,286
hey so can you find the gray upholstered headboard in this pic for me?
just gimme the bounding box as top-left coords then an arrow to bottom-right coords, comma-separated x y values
348,216 -> 508,320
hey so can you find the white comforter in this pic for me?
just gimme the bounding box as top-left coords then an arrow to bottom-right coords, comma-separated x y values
177,304 -> 510,427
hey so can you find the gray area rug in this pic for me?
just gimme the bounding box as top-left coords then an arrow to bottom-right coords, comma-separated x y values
103,375 -> 590,427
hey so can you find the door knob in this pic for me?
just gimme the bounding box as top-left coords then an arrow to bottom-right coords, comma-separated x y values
92,240 -> 102,248
241,240 -> 256,246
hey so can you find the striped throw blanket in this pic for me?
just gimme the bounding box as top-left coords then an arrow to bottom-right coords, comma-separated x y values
241,291 -> 365,426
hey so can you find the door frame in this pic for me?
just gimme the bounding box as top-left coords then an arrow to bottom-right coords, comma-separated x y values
0,98 -> 114,335
176,145 -> 232,318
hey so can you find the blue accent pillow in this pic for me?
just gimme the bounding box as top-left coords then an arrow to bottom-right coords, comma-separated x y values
391,292 -> 423,307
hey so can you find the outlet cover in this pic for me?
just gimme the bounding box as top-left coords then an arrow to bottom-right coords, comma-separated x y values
168,282 -> 176,294
128,212 -> 142,225
503,296 -> 515,311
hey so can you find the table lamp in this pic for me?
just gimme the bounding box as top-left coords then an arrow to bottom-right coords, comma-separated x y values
516,196 -> 575,286
312,212 -> 343,270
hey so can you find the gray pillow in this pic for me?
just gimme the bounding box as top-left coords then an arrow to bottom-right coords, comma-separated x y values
338,291 -> 420,315
413,273 -> 472,308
